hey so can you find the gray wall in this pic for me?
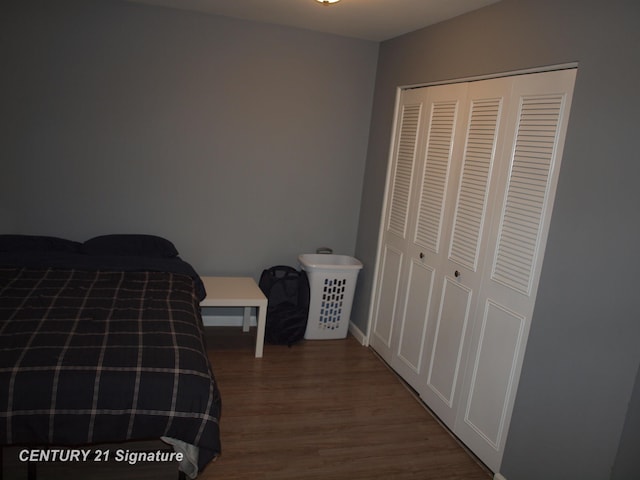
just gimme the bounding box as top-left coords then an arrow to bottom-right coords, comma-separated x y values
353,0 -> 640,478
4,0 -> 640,478
1,0 -> 378,278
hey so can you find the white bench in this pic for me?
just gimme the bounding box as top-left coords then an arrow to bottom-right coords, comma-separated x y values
199,276 -> 267,358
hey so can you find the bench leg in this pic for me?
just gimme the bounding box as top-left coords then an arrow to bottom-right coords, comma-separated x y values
242,307 -> 251,332
255,303 -> 266,358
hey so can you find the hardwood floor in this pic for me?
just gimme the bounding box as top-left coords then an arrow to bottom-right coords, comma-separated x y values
201,328 -> 491,480
1,328 -> 492,479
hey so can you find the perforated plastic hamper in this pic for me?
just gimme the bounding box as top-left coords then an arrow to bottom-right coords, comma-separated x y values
298,254 -> 363,340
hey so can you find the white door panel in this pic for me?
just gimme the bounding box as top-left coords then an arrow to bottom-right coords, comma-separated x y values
455,69 -> 577,471
370,88 -> 425,363
370,245 -> 403,360
448,79 -> 510,272
392,259 -> 435,389
463,300 -> 524,448
419,76 -> 510,428
424,276 -> 472,421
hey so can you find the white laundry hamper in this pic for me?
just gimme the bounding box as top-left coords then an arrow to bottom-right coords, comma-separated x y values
298,254 -> 363,340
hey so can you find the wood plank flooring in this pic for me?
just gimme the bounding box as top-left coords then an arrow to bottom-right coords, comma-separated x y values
1,328 -> 492,479
201,328 -> 491,480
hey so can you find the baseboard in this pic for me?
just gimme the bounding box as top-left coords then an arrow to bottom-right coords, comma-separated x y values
494,473 -> 507,480
348,321 -> 368,345
203,314 -> 368,345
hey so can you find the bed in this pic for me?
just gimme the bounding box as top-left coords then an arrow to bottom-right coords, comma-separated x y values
0,234 -> 222,479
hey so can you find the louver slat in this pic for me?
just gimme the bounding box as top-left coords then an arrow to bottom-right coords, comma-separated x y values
388,104 -> 421,238
415,101 -> 457,252
492,94 -> 564,294
449,98 -> 502,270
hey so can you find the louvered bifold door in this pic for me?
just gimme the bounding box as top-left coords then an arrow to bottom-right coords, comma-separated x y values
369,68 -> 576,474
454,69 -> 576,472
390,82 -> 468,390
370,88 -> 425,365
418,77 -> 510,428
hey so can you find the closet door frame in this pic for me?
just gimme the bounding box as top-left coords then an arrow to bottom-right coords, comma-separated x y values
366,64 -> 578,474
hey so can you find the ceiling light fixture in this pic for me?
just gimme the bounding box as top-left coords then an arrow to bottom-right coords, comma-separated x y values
316,0 -> 340,5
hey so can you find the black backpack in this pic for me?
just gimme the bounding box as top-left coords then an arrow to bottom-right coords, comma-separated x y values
259,265 -> 310,346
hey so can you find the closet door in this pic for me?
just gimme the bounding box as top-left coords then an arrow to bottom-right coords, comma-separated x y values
370,83 -> 467,390
454,69 -> 576,471
370,88 -> 426,366
370,68 -> 576,473
417,77 -> 512,428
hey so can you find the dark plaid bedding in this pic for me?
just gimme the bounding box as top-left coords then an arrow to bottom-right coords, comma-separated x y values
0,267 -> 221,472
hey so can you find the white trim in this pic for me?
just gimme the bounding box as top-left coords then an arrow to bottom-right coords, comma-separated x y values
494,473 -> 507,480
402,62 -> 579,90
365,85 -> 404,346
348,320 -> 368,345
203,315 -> 370,347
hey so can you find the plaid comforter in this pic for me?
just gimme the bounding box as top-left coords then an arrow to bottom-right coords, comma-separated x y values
0,267 -> 221,473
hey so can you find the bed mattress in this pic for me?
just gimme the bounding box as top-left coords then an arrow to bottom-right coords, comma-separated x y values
0,263 -> 221,476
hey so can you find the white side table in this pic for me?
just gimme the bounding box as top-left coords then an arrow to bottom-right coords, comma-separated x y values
199,276 -> 267,358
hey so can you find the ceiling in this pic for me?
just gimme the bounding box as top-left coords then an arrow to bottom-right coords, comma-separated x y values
123,0 -> 502,42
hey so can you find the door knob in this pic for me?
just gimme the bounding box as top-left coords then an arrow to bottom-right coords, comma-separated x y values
419,252 -> 425,259
454,270 -> 461,278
